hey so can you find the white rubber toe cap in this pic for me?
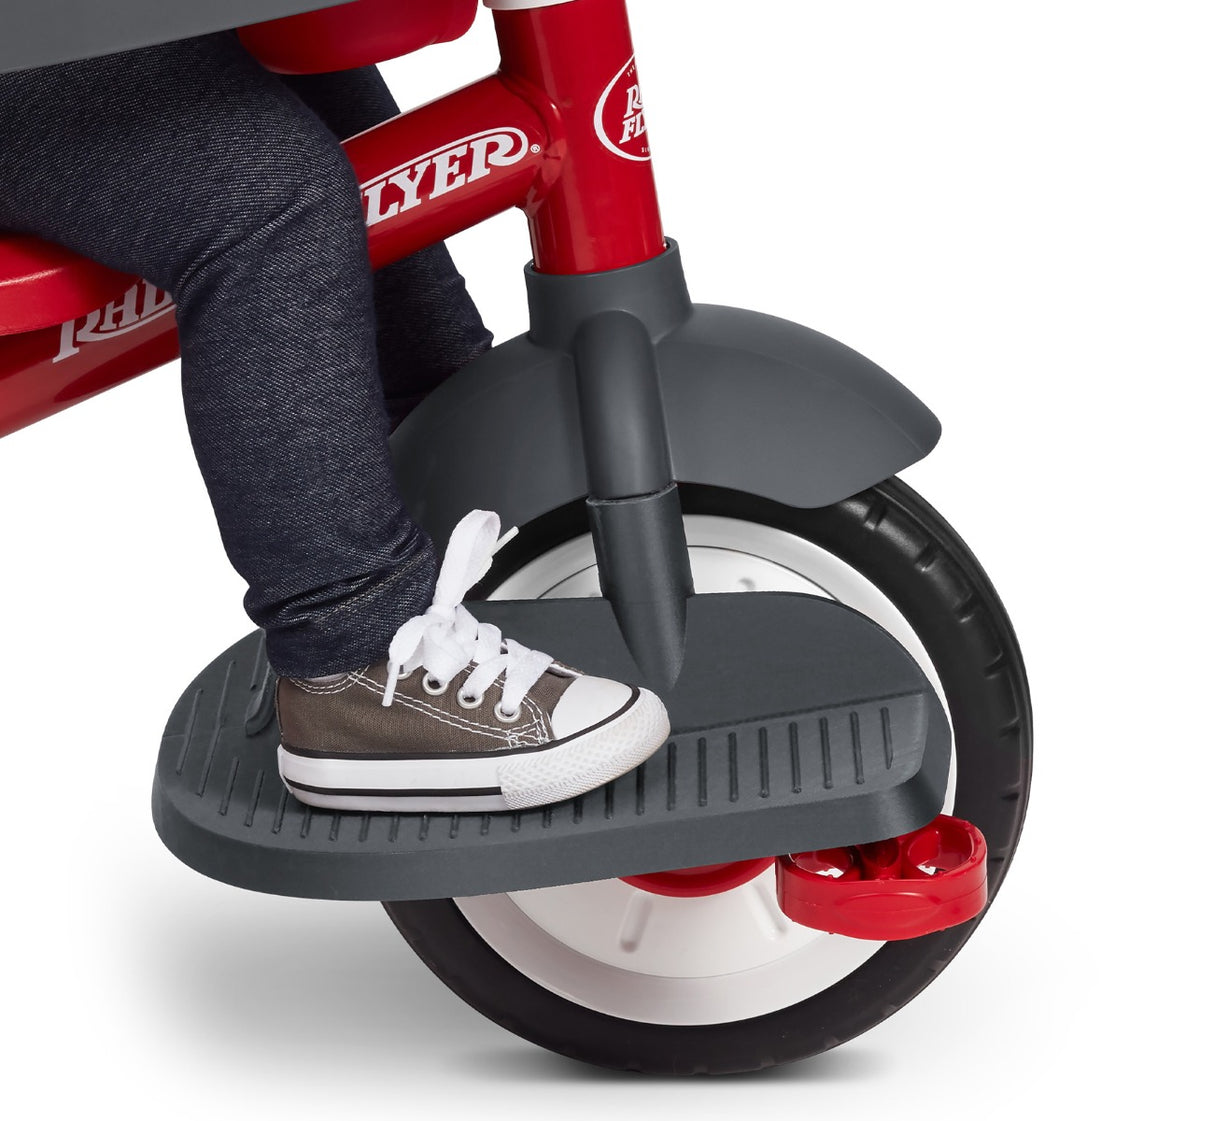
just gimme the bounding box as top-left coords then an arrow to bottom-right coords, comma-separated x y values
549,675 -> 634,739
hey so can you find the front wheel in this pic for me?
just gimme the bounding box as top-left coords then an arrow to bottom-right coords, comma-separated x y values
384,479 -> 1032,1074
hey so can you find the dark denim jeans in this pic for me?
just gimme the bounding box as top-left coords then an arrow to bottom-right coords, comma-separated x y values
0,32 -> 493,677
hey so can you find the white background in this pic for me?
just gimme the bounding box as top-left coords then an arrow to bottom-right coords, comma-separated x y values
0,1 -> 1209,1116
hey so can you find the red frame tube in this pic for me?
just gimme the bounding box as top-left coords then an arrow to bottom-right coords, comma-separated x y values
0,0 -> 665,439
352,74 -> 552,269
0,282 -> 180,440
494,0 -> 665,273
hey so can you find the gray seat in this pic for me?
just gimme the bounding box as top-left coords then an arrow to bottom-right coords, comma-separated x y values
0,1 -> 343,73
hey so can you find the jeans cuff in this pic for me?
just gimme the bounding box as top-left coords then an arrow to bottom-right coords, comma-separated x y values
263,538 -> 438,678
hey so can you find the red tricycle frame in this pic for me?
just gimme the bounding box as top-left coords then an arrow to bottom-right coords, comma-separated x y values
0,0 -> 665,439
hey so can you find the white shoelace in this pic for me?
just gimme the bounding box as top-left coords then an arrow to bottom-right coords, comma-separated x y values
380,510 -> 554,717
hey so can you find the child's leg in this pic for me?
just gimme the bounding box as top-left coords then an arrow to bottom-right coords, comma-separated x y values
0,32 -> 435,678
281,66 -> 494,428
0,33 -> 672,813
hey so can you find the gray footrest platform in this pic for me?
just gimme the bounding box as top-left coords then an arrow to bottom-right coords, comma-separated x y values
152,593 -> 950,900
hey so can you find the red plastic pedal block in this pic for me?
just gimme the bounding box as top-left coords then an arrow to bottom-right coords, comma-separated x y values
776,814 -> 988,940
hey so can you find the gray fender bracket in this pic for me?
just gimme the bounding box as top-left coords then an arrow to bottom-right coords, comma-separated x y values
391,241 -> 940,543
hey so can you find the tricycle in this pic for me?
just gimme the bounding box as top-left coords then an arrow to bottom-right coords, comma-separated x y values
0,0 -> 1032,1076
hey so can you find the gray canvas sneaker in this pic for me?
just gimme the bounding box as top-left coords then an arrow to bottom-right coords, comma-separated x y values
276,509 -> 670,813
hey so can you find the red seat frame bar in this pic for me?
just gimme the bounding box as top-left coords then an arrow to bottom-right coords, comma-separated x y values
0,0 -> 664,439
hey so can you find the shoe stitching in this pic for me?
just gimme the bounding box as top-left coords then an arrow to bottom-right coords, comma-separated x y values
506,713 -> 548,743
288,670 -> 366,695
354,675 -> 505,738
292,666 -> 554,749
347,670 -> 519,742
520,694 -> 544,723
351,668 -> 552,738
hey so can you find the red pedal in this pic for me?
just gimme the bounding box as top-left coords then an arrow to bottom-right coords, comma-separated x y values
776,815 -> 988,940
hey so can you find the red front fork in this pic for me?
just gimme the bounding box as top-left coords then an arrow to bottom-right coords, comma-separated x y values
493,0 -> 666,273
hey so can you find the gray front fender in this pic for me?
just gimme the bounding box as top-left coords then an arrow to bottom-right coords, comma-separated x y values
391,259 -> 939,544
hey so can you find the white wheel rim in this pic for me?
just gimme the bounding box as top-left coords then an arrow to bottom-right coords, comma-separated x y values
454,516 -> 955,1026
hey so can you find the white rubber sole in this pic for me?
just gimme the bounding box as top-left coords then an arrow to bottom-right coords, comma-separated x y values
278,687 -> 670,813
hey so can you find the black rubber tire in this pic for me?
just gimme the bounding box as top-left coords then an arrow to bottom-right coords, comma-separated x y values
383,478 -> 1032,1075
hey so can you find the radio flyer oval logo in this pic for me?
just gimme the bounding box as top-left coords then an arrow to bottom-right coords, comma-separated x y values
594,56 -> 651,162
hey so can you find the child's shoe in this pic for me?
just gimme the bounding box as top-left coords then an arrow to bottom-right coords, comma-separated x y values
276,510 -> 671,813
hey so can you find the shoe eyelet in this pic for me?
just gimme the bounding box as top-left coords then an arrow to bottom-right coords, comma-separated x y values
457,691 -> 484,709
494,701 -> 521,723
422,675 -> 448,696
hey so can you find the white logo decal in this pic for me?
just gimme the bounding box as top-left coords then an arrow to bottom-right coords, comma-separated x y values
594,56 -> 651,162
361,128 -> 532,227
55,280 -> 175,363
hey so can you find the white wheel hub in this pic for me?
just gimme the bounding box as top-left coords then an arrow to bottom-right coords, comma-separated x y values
455,516 -> 954,1026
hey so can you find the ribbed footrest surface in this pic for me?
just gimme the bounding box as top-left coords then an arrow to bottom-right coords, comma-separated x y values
152,593 -> 950,900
